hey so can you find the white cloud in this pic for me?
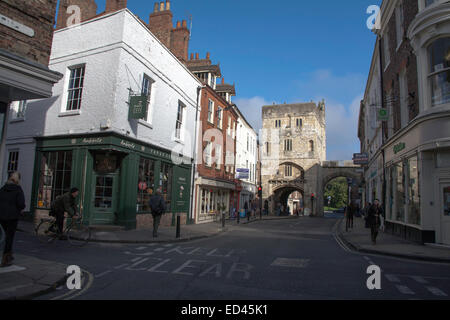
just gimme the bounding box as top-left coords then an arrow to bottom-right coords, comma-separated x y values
325,95 -> 362,160
233,96 -> 274,133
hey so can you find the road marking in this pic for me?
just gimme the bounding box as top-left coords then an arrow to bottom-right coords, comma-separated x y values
426,287 -> 448,297
411,276 -> 428,284
271,258 -> 310,268
136,247 -> 147,251
385,274 -> 401,283
0,283 -> 33,293
396,285 -> 415,295
132,257 -> 142,262
163,244 -> 174,247
154,248 -> 165,252
114,263 -> 129,270
94,270 -> 112,279
124,251 -> 154,256
125,258 -> 150,271
226,263 -> 253,280
147,258 -> 171,273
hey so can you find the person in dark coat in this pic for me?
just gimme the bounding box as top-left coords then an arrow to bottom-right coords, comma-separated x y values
345,201 -> 355,231
244,201 -> 249,217
0,172 -> 25,267
51,188 -> 79,239
264,200 -> 269,216
149,187 -> 166,238
367,199 -> 384,245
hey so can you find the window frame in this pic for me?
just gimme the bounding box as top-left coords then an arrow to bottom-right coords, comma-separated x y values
175,100 -> 186,141
65,64 -> 86,112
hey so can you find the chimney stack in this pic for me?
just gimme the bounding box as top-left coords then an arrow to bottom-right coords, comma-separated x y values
222,78 -> 225,85
182,20 -> 187,28
195,53 -> 199,60
105,0 -> 127,13
206,52 -> 210,60
166,0 -> 171,11
190,53 -> 194,60
149,1 -> 173,48
176,21 -> 181,28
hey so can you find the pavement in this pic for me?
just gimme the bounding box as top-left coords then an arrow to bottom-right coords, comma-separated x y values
338,216 -> 450,263
0,254 -> 68,300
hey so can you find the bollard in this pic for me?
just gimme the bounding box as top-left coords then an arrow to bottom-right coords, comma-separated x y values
176,215 -> 181,239
222,213 -> 225,228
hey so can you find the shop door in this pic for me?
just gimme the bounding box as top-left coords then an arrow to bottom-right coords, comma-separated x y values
440,184 -> 450,245
91,173 -> 119,225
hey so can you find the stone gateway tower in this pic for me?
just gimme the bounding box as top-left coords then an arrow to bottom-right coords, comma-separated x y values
261,102 -> 326,216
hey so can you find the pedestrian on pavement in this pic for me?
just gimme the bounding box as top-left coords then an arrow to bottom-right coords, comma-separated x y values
149,187 -> 166,238
264,200 -> 269,216
0,172 -> 25,267
251,199 -> 257,219
244,201 -> 249,218
367,199 -> 384,245
51,188 -> 79,240
345,201 -> 355,231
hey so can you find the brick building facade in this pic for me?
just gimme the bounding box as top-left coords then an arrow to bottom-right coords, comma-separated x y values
0,0 -> 62,184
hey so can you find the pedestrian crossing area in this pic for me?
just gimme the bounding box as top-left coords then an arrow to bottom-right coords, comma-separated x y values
384,273 -> 449,298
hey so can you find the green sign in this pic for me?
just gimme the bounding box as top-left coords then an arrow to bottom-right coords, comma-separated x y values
128,95 -> 148,120
377,108 -> 388,121
394,142 -> 406,154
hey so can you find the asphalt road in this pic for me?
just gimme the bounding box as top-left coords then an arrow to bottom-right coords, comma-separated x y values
13,216 -> 450,300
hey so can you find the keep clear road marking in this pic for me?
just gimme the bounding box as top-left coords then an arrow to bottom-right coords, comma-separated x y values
396,285 -> 415,295
411,276 -> 428,284
385,274 -> 401,283
426,287 -> 448,297
271,258 -> 310,268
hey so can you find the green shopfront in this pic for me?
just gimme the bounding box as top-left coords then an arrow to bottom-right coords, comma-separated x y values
31,133 -> 193,229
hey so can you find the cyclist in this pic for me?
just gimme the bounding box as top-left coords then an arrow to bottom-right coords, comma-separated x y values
50,188 -> 79,240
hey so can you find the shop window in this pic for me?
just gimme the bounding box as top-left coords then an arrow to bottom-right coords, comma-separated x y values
407,156 -> 421,225
428,37 -> 450,106
137,158 -> 155,213
37,151 -> 73,209
7,151 -> 19,177
444,186 -> 450,216
160,163 -> 173,212
66,65 -> 85,111
394,162 -> 406,222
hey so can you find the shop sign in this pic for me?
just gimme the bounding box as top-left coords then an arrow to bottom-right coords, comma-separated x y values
394,142 -> 406,154
236,168 -> 250,179
377,108 -> 389,121
353,153 -> 369,165
120,140 -> 136,150
128,95 -> 148,120
81,138 -> 103,144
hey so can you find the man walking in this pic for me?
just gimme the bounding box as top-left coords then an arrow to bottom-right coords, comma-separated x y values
0,172 -> 25,267
149,187 -> 166,238
367,199 -> 384,245
51,188 -> 79,240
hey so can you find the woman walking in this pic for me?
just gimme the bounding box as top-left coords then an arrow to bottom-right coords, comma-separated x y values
0,172 -> 26,267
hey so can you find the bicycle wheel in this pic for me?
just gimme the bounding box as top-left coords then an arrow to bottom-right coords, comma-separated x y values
36,220 -> 58,244
67,223 -> 91,247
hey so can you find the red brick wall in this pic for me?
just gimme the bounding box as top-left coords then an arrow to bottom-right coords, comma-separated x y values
381,1 -> 419,139
148,10 -> 173,48
105,0 -> 127,13
0,0 -> 58,66
197,86 -> 237,182
56,0 -> 98,30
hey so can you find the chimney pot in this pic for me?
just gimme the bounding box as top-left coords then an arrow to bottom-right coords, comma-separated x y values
190,53 -> 194,60
222,78 -> 225,85
153,2 -> 159,12
195,53 -> 199,60
206,52 -> 210,60
160,1 -> 165,11
182,20 -> 187,28
176,21 -> 181,28
165,0 -> 171,11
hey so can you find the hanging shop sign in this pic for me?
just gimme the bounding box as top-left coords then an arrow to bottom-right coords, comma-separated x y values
353,153 -> 369,165
128,95 -> 148,120
236,168 -> 250,180
377,108 -> 389,121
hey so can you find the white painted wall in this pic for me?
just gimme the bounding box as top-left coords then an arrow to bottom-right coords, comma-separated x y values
235,114 -> 258,186
3,9 -> 202,210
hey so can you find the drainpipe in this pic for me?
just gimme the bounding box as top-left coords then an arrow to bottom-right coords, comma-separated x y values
189,85 -> 203,224
378,35 -> 387,214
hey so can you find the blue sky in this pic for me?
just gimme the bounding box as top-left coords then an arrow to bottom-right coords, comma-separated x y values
81,0 -> 382,160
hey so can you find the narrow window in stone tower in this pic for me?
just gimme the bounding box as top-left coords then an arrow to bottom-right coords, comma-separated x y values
310,140 -> 315,152
285,139 -> 293,151
285,165 -> 293,177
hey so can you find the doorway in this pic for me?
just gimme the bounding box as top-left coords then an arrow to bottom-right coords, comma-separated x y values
440,184 -> 450,245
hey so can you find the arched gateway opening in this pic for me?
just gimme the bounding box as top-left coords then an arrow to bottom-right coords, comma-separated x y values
273,186 -> 304,216
321,172 -> 363,215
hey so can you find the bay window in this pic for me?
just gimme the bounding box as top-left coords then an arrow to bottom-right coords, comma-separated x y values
428,37 -> 450,106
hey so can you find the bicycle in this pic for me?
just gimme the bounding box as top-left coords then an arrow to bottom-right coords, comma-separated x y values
36,214 -> 91,247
